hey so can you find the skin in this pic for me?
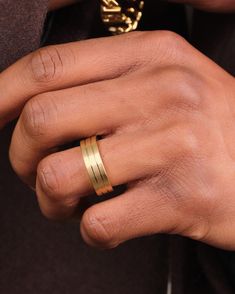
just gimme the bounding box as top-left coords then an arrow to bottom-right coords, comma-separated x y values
1,0 -> 235,249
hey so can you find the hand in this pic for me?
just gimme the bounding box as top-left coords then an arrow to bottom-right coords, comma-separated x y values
3,31 -> 235,250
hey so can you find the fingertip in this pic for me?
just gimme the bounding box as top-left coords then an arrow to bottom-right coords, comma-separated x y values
80,207 -> 120,249
35,176 -> 78,221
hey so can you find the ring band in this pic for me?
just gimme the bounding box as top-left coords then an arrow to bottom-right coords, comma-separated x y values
80,136 -> 114,196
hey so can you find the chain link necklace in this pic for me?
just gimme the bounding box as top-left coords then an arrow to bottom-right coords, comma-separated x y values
101,0 -> 144,35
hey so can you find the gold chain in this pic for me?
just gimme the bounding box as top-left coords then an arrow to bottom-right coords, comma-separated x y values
101,0 -> 144,35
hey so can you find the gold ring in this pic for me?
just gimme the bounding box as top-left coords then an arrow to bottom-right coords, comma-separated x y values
80,136 -> 114,196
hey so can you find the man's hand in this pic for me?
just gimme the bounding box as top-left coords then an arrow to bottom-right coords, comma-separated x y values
2,31 -> 235,250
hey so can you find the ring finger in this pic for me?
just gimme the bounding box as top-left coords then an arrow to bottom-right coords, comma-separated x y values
35,129 -> 174,220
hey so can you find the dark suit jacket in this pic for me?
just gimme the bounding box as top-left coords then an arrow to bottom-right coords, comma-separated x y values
0,1 -> 234,293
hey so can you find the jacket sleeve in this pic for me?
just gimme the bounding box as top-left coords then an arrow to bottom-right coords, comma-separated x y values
0,0 -> 49,71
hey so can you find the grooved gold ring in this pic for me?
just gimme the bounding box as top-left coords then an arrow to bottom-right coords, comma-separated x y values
80,136 -> 114,196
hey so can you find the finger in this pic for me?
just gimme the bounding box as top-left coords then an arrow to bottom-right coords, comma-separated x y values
80,183 -> 182,248
0,30 -> 200,128
10,69 -> 178,186
0,31 -> 151,127
9,75 -> 140,185
35,129 -> 175,220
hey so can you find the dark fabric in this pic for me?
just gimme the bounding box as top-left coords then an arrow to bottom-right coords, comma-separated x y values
43,0 -> 99,45
192,11 -> 235,76
170,237 -> 235,294
0,0 -> 49,70
44,1 -> 187,44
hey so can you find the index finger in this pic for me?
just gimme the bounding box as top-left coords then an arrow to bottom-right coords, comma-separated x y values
0,30 -> 190,128
0,31 -> 144,127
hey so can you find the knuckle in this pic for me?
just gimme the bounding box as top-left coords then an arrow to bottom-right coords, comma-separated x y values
30,46 -> 64,84
21,94 -> 57,138
167,66 -> 203,111
128,31 -> 187,67
37,156 -> 64,201
82,209 -> 117,248
161,31 -> 189,57
178,127 -> 200,158
167,126 -> 200,160
156,30 -> 185,45
147,30 -> 187,56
